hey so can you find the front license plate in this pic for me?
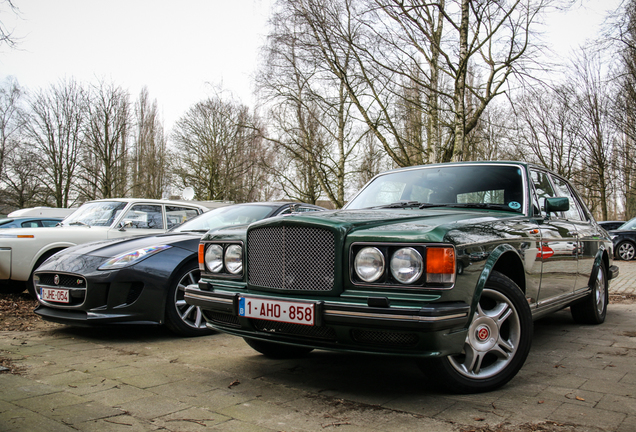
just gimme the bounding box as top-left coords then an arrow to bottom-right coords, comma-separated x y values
41,287 -> 69,303
239,297 -> 315,326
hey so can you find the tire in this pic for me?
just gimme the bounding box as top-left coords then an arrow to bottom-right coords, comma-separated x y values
418,271 -> 533,393
0,280 -> 27,294
616,241 -> 636,261
570,263 -> 608,325
164,263 -> 213,337
27,250 -> 63,298
244,337 -> 314,359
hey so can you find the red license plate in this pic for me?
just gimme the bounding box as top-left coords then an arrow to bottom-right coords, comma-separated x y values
239,297 -> 315,326
41,287 -> 69,303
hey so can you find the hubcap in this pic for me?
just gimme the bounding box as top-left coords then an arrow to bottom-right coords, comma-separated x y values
448,288 -> 521,379
595,267 -> 606,316
174,269 -> 206,329
619,243 -> 635,260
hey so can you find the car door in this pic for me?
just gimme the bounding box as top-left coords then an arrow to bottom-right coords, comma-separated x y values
550,174 -> 601,293
107,203 -> 166,238
530,169 -> 578,304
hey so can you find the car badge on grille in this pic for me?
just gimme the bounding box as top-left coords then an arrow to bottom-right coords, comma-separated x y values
77,279 -> 82,285
54,275 -> 60,285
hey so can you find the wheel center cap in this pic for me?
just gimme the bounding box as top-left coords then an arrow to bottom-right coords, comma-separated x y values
477,325 -> 490,341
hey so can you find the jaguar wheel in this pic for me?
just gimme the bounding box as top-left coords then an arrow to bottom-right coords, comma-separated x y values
244,337 -> 314,359
418,271 -> 533,393
165,263 -> 213,337
571,263 -> 608,324
616,241 -> 635,261
0,280 -> 27,294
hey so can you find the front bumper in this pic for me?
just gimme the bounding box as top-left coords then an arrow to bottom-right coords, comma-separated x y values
185,284 -> 471,357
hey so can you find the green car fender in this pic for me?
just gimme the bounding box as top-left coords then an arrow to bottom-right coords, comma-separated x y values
467,243 -> 523,322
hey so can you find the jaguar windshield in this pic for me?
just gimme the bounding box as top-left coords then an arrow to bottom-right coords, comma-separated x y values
345,164 -> 525,213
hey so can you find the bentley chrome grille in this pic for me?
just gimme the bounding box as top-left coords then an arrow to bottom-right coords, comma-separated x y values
247,226 -> 335,291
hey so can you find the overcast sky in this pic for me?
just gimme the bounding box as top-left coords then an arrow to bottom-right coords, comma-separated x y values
0,0 -> 621,131
0,0 -> 273,129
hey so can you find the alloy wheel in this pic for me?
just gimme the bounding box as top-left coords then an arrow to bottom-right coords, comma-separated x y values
448,288 -> 521,379
173,268 -> 206,330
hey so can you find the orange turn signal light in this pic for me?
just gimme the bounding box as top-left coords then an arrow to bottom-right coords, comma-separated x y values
198,243 -> 205,266
426,247 -> 455,283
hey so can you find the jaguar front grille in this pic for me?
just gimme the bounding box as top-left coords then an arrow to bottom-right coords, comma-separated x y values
247,226 -> 335,291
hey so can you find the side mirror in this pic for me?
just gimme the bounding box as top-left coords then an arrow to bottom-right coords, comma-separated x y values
118,220 -> 133,231
544,197 -> 569,214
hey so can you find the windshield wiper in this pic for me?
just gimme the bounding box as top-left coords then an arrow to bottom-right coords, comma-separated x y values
180,229 -> 210,233
419,203 -> 519,211
69,221 -> 90,227
372,201 -> 424,209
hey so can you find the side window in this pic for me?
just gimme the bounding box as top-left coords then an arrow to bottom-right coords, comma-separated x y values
21,221 -> 42,228
550,176 -> 584,221
42,220 -> 60,227
166,206 -> 200,229
121,204 -> 164,229
297,207 -> 323,213
530,170 -> 556,216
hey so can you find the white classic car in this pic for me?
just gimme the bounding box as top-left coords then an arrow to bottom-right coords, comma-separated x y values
0,198 -> 209,295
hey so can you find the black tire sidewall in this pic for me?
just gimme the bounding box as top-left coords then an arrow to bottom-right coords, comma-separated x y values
617,241 -> 636,261
164,262 -> 211,337
421,271 -> 533,393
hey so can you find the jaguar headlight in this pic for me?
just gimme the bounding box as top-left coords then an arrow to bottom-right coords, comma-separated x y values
390,247 -> 423,284
354,247 -> 385,282
224,244 -> 243,274
205,244 -> 224,273
98,245 -> 172,270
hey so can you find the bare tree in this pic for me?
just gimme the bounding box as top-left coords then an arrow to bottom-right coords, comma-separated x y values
1,143 -> 47,209
131,87 -> 167,199
0,77 -> 22,182
286,0 -> 551,166
171,95 -> 271,202
258,1 -> 362,208
78,81 -> 131,199
609,0 -> 636,219
0,0 -> 19,50
568,49 -> 615,221
511,85 -> 582,179
24,79 -> 87,208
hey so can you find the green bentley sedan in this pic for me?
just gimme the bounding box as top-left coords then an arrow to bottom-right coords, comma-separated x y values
184,161 -> 619,393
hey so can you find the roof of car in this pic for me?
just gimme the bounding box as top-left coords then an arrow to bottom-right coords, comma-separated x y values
87,198 -> 210,209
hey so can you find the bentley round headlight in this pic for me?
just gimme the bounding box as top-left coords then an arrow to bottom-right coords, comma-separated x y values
224,244 -> 243,274
390,247 -> 423,284
205,244 -> 224,273
354,247 -> 385,282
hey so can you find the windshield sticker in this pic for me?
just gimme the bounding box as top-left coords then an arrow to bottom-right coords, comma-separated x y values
508,201 -> 521,210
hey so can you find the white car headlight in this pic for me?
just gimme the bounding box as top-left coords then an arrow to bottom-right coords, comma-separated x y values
390,247 -> 423,284
354,247 -> 385,282
205,244 -> 224,273
98,245 -> 172,270
224,244 -> 243,274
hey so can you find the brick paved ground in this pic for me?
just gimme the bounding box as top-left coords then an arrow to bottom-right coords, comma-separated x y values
0,262 -> 635,432
609,260 -> 636,297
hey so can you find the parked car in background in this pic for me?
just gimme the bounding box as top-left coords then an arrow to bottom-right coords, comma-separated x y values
0,217 -> 64,228
7,206 -> 76,219
0,199 -> 208,295
598,221 -> 624,232
608,217 -> 636,260
33,202 -> 325,336
186,161 -> 618,393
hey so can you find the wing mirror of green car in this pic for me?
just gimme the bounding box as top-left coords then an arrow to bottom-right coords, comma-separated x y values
544,197 -> 569,214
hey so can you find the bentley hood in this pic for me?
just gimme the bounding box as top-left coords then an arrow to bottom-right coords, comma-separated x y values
244,208 -> 525,244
